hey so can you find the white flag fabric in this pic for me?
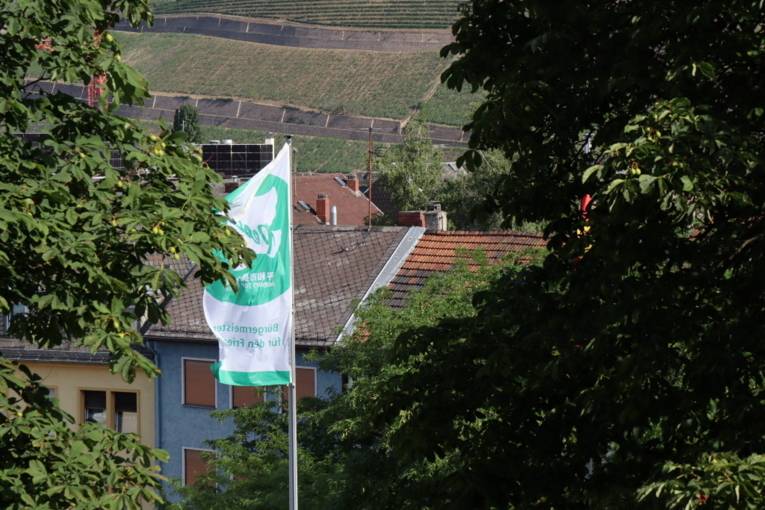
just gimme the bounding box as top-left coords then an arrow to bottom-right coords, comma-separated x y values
203,143 -> 293,386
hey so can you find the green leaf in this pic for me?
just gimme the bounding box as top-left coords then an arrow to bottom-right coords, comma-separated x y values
606,178 -> 625,194
582,164 -> 603,183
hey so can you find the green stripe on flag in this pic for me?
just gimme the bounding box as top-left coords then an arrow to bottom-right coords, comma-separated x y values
215,367 -> 291,386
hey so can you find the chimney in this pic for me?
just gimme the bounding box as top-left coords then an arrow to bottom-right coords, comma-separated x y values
346,174 -> 360,193
316,193 -> 330,224
424,202 -> 448,232
224,178 -> 240,194
330,205 -> 338,226
397,211 -> 426,227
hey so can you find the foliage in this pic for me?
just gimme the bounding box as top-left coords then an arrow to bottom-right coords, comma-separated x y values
176,399 -> 346,510
377,119 -> 443,211
177,255 -> 541,510
439,149 -> 511,229
1,0 -> 253,507
173,104 -> 201,143
637,452 -> 765,510
2,0 -> 250,380
115,31 -> 444,119
401,0 -> 765,507
0,357 -> 167,510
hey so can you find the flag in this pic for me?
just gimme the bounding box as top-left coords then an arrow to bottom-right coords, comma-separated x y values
203,143 -> 293,386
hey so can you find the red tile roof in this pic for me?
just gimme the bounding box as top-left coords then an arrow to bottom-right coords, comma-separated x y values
294,173 -> 382,226
388,231 -> 546,307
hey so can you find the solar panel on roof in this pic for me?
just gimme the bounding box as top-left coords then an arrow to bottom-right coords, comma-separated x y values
201,143 -> 273,178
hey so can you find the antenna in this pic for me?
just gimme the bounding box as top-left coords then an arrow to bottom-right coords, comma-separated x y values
367,127 -> 373,231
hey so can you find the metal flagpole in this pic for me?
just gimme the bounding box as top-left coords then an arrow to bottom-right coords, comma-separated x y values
285,136 -> 299,510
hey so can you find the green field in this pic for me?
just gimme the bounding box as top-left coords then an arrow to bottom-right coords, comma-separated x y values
142,120 -> 373,172
418,83 -> 486,127
117,32 -> 444,119
139,121 -> 466,172
152,0 -> 463,29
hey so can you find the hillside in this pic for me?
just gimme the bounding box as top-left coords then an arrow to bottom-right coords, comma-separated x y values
152,0 -> 464,29
116,31 -> 444,119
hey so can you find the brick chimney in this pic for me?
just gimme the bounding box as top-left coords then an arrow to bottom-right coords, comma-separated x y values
397,211 -> 426,227
224,178 -> 240,194
398,203 -> 448,231
346,174 -> 360,193
316,193 -> 330,224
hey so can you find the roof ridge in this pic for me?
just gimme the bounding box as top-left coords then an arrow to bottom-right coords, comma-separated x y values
427,230 -> 544,238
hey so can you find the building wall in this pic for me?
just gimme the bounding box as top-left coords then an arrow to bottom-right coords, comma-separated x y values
151,339 -> 342,500
22,361 -> 155,448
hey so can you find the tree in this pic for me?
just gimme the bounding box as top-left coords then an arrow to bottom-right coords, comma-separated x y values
377,119 -> 443,212
1,1 -> 251,506
352,0 -> 765,507
0,359 -> 167,509
439,149 -> 514,230
176,256 -> 537,510
176,399 -> 347,510
173,104 -> 202,143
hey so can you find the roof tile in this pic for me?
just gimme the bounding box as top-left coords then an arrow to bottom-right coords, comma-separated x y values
388,231 -> 545,307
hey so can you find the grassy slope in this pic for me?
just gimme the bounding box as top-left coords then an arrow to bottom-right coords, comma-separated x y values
418,83 -> 486,127
151,0 -> 462,29
117,32 -> 444,119
141,120 -> 467,172
142,120 -> 372,172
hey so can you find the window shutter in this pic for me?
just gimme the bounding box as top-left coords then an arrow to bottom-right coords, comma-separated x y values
184,360 -> 215,407
184,449 -> 210,486
296,367 -> 316,400
232,386 -> 264,408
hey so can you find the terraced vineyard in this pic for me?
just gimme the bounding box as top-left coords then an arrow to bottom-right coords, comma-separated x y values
152,0 -> 464,28
117,32 -> 444,119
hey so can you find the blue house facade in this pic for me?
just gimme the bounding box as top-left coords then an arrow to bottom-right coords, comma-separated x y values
144,225 -> 423,499
148,340 -> 341,491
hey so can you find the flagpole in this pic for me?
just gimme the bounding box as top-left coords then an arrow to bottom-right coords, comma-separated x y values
285,135 -> 299,510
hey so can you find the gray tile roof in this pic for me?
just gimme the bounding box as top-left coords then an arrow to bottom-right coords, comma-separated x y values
0,226 -> 409,362
146,225 -> 409,347
0,338 -> 154,364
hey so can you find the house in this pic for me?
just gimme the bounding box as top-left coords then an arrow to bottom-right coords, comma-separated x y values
293,173 -> 382,226
0,330 -> 156,448
144,225 -> 421,496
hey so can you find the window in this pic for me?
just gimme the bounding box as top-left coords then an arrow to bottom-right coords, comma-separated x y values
184,448 -> 212,487
114,392 -> 138,434
183,359 -> 216,407
44,386 -> 58,401
83,390 -> 107,425
81,390 -> 139,434
231,386 -> 265,408
296,367 -> 317,400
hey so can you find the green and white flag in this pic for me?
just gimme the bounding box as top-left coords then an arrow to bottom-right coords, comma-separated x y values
204,143 -> 293,386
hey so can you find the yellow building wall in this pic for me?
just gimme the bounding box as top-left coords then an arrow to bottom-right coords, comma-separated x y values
22,361 -> 155,448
